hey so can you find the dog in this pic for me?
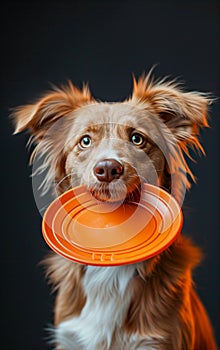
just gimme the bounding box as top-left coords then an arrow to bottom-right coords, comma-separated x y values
13,72 -> 217,349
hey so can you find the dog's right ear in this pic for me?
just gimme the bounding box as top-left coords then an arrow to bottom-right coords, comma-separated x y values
12,82 -> 91,140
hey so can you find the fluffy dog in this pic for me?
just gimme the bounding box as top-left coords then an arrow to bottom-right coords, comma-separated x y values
13,72 -> 217,349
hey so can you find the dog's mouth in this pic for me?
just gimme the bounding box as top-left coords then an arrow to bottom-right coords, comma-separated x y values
88,179 -> 142,203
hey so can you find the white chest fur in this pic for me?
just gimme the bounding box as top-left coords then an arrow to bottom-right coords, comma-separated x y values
55,265 -> 136,350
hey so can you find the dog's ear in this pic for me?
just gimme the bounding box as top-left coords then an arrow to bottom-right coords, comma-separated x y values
12,82 -> 91,139
132,75 -> 211,146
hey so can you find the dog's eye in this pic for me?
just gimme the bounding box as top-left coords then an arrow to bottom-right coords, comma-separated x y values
79,136 -> 92,148
131,133 -> 145,146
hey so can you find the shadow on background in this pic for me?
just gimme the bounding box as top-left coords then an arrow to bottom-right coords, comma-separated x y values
1,1 -> 219,349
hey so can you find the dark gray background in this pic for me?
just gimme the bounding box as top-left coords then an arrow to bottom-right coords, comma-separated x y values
1,1 -> 219,349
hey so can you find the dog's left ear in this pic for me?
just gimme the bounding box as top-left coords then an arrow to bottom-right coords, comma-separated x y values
132,76 -> 211,145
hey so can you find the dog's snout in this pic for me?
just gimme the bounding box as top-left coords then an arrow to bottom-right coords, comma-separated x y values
94,159 -> 124,182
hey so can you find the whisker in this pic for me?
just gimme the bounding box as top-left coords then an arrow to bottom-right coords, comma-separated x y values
55,172 -> 75,188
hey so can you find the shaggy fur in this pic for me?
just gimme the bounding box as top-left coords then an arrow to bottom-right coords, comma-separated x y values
13,72 -> 217,349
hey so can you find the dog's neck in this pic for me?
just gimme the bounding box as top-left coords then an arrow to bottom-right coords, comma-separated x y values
83,265 -> 137,297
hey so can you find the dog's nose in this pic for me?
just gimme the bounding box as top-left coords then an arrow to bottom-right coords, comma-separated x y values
94,159 -> 124,182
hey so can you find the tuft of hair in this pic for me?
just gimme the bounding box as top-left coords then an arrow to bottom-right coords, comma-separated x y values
131,71 -> 212,195
11,81 -> 93,194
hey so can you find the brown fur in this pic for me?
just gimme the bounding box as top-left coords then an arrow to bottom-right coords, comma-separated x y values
13,72 -> 217,349
43,254 -> 86,326
124,236 -> 215,349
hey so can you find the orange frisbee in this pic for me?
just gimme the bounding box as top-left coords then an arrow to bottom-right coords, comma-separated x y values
42,184 -> 183,266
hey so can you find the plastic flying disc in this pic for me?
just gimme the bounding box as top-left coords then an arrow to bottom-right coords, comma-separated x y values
42,184 -> 183,266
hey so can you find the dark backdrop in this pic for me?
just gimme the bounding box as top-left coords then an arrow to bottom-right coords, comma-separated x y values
1,1 -> 219,349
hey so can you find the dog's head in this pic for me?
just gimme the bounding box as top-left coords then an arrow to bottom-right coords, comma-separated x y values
13,73 -> 210,203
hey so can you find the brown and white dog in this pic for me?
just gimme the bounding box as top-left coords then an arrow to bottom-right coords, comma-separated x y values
13,72 -> 217,349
